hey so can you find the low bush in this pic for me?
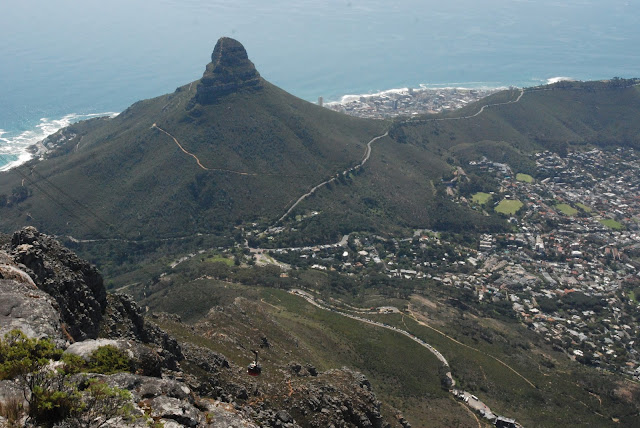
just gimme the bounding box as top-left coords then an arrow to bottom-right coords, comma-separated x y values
87,345 -> 131,375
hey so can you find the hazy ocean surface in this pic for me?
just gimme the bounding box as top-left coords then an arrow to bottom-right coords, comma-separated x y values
1,0 -> 639,169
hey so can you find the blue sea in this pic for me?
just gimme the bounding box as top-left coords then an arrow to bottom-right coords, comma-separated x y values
1,0 -> 639,170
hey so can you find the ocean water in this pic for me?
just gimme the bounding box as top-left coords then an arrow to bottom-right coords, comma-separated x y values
1,0 -> 639,169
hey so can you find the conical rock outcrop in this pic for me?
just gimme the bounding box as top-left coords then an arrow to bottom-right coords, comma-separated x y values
194,37 -> 262,105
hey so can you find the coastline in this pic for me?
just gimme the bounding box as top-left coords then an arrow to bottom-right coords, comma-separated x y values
0,112 -> 118,172
322,77 -> 578,119
324,86 -> 507,119
0,77 -> 574,172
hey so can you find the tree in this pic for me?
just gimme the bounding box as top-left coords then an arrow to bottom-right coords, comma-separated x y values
10,186 -> 31,204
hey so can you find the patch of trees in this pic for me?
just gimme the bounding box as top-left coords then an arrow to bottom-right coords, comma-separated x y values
561,292 -> 605,313
457,172 -> 499,197
0,186 -> 32,207
537,292 -> 605,315
482,299 -> 517,321
430,196 -> 506,233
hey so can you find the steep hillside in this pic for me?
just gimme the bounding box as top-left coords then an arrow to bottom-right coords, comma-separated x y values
392,80 -> 640,160
258,80 -> 640,247
0,38 -> 385,242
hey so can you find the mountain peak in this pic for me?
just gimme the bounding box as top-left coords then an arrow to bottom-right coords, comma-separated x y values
194,37 -> 262,105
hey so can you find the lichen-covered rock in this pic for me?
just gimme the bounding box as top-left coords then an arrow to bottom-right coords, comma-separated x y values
65,338 -> 121,359
101,373 -> 193,402
64,373 -> 258,428
198,400 -> 259,428
288,369 -> 389,428
0,380 -> 28,427
180,342 -> 229,373
0,252 -> 36,287
194,37 -> 263,105
0,278 -> 66,346
10,227 -> 106,341
0,380 -> 27,410
146,396 -> 203,427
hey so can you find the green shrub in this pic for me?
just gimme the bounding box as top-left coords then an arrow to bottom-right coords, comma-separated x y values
30,381 -> 83,425
60,352 -> 85,375
73,378 -> 138,427
0,330 -> 62,381
0,331 -> 139,426
87,345 -> 131,374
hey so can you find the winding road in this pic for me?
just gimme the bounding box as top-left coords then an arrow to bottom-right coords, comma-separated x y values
285,288 -> 525,425
152,123 -> 257,176
274,89 -> 524,225
401,88 -> 524,125
58,88 -> 528,248
274,131 -> 389,225
289,289 -> 450,368
407,309 -> 537,389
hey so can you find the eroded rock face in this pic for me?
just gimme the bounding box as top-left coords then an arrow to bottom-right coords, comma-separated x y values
101,294 -> 183,370
0,279 -> 66,346
146,396 -> 203,427
10,227 -> 106,341
288,368 -> 388,428
3,228 -> 181,374
0,251 -> 66,345
79,373 -> 259,428
194,37 -> 263,105
0,252 -> 36,287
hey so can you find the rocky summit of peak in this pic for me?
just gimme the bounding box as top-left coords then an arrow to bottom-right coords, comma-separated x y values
194,37 -> 262,105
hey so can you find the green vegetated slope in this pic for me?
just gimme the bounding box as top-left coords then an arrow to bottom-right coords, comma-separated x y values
0,79 -> 383,241
395,81 -> 640,162
267,134 -> 507,248
279,81 -> 640,244
135,257 -> 640,427
143,279 -> 473,427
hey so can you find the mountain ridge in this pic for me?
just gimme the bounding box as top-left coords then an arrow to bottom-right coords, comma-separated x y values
1,38 -> 640,269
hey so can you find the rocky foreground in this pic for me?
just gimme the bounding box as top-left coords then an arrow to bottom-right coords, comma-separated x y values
0,227 -> 392,427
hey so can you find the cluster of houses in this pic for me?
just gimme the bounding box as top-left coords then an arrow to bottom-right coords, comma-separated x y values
324,87 -> 500,119
269,231 -> 473,281
447,148 -> 640,377
258,147 -> 640,379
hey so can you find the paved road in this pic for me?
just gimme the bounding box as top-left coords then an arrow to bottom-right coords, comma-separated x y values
286,289 -> 524,425
401,88 -> 524,125
289,289 -> 451,371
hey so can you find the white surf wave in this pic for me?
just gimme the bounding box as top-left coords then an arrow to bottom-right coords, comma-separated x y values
546,76 -> 575,84
332,87 -> 411,105
0,112 -> 118,172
